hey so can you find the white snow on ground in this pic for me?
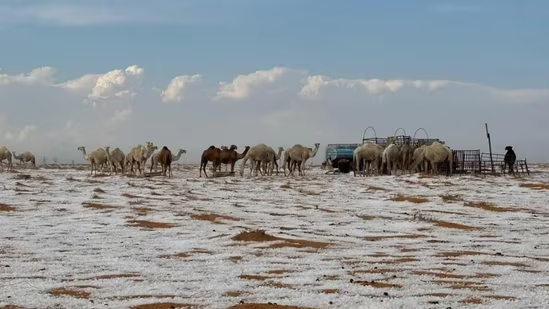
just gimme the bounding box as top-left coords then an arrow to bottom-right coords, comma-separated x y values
1,164 -> 549,309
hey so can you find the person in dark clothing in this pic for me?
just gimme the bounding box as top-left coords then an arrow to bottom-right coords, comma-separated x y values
504,146 -> 516,174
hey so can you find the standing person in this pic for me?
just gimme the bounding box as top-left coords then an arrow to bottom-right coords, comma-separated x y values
504,146 -> 516,175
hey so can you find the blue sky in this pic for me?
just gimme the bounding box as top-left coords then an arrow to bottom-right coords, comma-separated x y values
1,0 -> 548,163
2,0 -> 548,86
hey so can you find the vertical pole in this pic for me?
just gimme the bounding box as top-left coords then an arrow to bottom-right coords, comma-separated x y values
485,123 -> 495,175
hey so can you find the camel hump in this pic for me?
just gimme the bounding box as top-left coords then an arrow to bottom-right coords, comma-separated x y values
208,145 -> 216,149
162,146 -> 169,150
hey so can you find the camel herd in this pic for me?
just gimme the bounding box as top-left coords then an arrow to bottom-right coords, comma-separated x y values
349,141 -> 453,176
0,146 -> 36,171
199,143 -> 321,178
0,140 -> 453,178
76,143 -> 186,176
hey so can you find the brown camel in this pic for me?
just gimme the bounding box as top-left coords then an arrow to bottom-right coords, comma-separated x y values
220,145 -> 250,173
218,145 -> 238,172
158,146 -> 173,177
200,146 -> 222,178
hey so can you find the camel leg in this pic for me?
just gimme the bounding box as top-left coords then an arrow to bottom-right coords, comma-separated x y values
430,160 -> 437,175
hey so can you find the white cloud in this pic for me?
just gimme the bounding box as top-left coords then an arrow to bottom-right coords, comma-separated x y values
109,108 -> 132,125
58,73 -> 102,93
86,65 -> 144,102
300,75 -> 476,100
161,74 -> 202,103
1,123 -> 37,142
1,65 -> 549,164
215,67 -> 303,100
0,66 -> 56,85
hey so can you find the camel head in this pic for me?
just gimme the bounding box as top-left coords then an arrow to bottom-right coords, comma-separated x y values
179,149 -> 187,155
505,146 -> 513,151
77,146 -> 86,152
309,143 -> 320,156
105,146 -> 110,152
278,147 -> 284,152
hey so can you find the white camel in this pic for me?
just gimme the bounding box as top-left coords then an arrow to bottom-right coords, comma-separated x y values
150,148 -> 186,172
12,151 -> 36,168
400,143 -> 413,173
256,146 -> 284,176
353,142 -> 383,177
240,144 -> 272,177
411,145 -> 428,173
0,146 -> 13,172
410,142 -> 453,176
382,144 -> 401,176
286,143 -> 320,176
105,146 -> 126,175
127,142 -> 157,175
263,146 -> 284,175
77,146 -> 108,175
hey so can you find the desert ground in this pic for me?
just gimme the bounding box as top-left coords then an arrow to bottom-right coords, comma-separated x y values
1,163 -> 549,309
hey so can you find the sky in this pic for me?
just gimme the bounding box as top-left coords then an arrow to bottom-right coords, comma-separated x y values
0,0 -> 548,164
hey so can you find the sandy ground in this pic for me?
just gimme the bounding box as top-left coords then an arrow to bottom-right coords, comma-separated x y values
1,163 -> 549,309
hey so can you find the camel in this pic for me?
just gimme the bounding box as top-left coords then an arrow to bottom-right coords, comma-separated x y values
150,148 -> 186,172
224,145 -> 250,173
321,157 -> 336,174
287,143 -> 320,176
353,142 -> 383,177
200,146 -> 222,177
411,145 -> 428,173
382,144 -> 401,176
157,146 -> 173,177
410,142 -> 453,176
217,145 -> 250,173
263,146 -> 284,175
77,146 -> 108,175
172,149 -> 187,162
254,146 -> 283,176
218,145 -> 238,172
104,146 -> 126,175
240,144 -> 271,177
400,143 -> 413,173
281,148 -> 294,176
12,151 -> 36,168
127,142 -> 157,175
0,146 -> 13,172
